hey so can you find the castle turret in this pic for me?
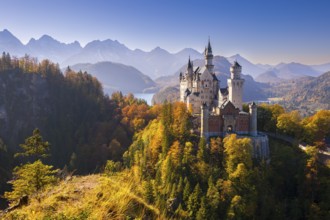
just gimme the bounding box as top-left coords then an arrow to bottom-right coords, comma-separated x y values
180,58 -> 194,102
187,56 -> 193,77
204,38 -> 214,73
201,103 -> 209,139
249,102 -> 257,136
186,57 -> 194,86
228,61 -> 245,110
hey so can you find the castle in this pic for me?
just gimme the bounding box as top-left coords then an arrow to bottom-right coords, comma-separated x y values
179,40 -> 269,159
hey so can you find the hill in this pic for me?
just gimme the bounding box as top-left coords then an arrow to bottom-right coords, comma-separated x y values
256,62 -> 322,83
1,98 -> 330,219
151,86 -> 180,104
0,173 -> 161,219
70,62 -> 157,94
256,69 -> 284,83
311,62 -> 330,73
0,55 -> 152,197
282,71 -> 330,113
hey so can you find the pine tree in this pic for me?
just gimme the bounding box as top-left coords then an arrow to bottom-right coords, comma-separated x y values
5,129 -> 58,205
143,179 -> 154,203
177,177 -> 184,200
187,183 -> 202,218
196,196 -> 209,220
15,128 -> 50,161
4,160 -> 58,204
161,102 -> 173,156
183,178 -> 191,205
207,176 -> 220,218
197,137 -> 208,162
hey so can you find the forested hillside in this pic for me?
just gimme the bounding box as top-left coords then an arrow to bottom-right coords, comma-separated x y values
0,53 -> 329,219
3,102 -> 329,219
261,72 -> 330,115
0,53 -> 156,199
282,72 -> 330,112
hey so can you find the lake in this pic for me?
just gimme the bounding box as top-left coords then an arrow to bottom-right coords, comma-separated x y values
133,93 -> 155,105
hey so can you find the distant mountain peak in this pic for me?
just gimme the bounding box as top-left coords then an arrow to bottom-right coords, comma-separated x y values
39,34 -> 56,41
0,29 -> 24,51
229,54 -> 244,60
0,29 -> 18,39
151,46 -> 164,51
2,29 -> 11,34
150,46 -> 169,54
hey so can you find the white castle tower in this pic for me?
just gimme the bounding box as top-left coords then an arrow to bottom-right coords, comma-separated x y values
228,61 -> 244,110
204,38 -> 214,73
179,57 -> 193,102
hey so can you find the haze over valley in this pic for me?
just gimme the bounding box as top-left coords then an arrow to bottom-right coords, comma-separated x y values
1,29 -> 329,114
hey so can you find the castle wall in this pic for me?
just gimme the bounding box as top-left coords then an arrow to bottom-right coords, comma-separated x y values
250,135 -> 270,159
208,115 -> 223,136
236,113 -> 250,135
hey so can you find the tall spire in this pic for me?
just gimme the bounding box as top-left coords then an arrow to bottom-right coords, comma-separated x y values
207,36 -> 212,54
204,37 -> 214,73
187,56 -> 192,69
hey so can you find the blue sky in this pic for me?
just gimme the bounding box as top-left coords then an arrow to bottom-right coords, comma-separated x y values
1,0 -> 329,64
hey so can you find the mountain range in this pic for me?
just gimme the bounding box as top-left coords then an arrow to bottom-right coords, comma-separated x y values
1,29 -> 329,83
0,29 -> 202,79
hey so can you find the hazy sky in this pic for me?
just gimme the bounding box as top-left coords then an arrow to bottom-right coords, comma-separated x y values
1,0 -> 329,64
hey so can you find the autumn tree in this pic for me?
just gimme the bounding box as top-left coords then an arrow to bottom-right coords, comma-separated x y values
4,160 -> 58,204
258,104 -> 285,132
223,134 -> 257,219
277,110 -> 303,138
302,110 -> 330,148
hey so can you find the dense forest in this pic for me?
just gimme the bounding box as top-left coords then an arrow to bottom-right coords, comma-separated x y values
0,53 -> 156,199
0,53 -> 329,219
120,102 -> 330,219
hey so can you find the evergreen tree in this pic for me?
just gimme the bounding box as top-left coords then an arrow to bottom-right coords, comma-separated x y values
143,179 -> 155,203
4,160 -> 58,204
196,196 -> 209,220
183,178 -> 191,205
15,128 -> 50,161
5,129 -> 58,205
197,137 -> 208,162
206,177 -> 220,219
187,183 -> 202,218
